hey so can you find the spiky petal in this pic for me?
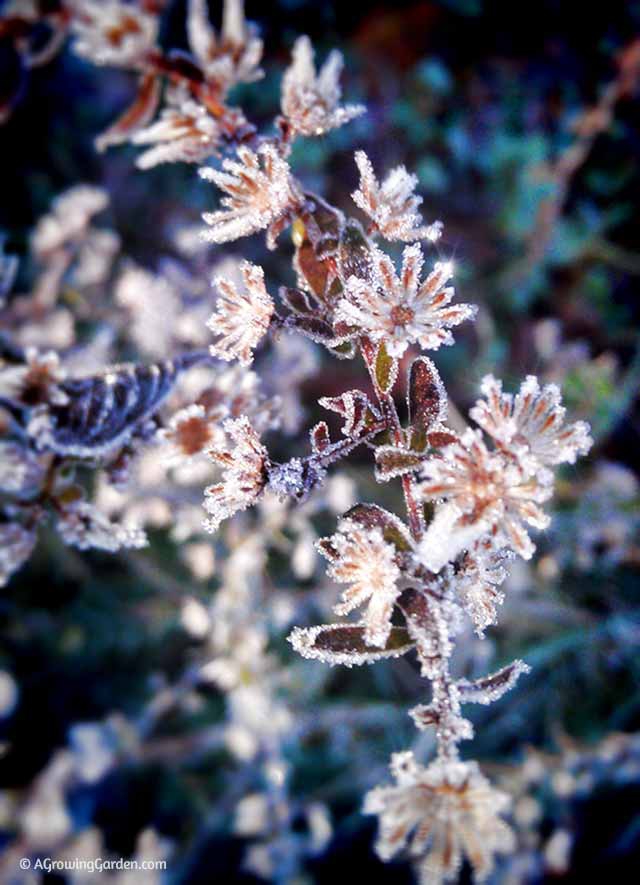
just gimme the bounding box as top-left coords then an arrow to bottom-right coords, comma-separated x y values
207,261 -> 274,366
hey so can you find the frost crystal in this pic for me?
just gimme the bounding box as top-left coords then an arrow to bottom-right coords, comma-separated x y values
200,144 -> 303,249
418,428 -> 553,571
470,374 -> 593,469
207,261 -> 274,366
352,150 -> 443,242
203,416 -> 268,533
318,518 -> 401,648
336,244 -> 476,357
70,0 -> 159,69
57,500 -> 148,552
364,753 -> 515,884
281,36 -> 365,136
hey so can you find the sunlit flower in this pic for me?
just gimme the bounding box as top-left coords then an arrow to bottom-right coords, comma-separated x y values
318,518 -> 401,647
418,429 -> 553,570
470,374 -> 592,469
364,753 -> 514,884
70,0 -> 159,69
352,151 -> 442,242
187,0 -> 263,92
207,261 -> 274,366
200,144 -> 303,249
203,416 -> 269,532
281,36 -> 365,136
336,244 -> 476,357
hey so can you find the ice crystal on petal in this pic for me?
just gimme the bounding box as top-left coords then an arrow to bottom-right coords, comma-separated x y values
187,0 -> 263,91
336,245 -> 476,357
203,416 -> 268,532
281,36 -> 365,136
70,0 -> 159,69
470,374 -> 593,469
207,261 -> 274,366
352,151 -> 443,243
364,754 -> 515,884
57,499 -> 148,552
318,518 -> 401,647
200,144 -> 303,248
0,523 -> 38,587
132,90 -> 224,170
418,429 -> 553,571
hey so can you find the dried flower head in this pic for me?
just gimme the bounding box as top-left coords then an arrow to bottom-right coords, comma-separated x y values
56,499 -> 148,552
352,151 -> 442,242
318,518 -> 401,648
70,0 -> 159,69
418,428 -> 553,570
207,261 -> 274,366
470,374 -> 593,469
336,244 -> 476,357
131,90 -> 223,170
0,522 -> 38,587
203,415 -> 269,532
187,0 -> 263,92
199,144 -> 303,249
364,753 -> 514,884
281,36 -> 365,136
32,185 -> 109,258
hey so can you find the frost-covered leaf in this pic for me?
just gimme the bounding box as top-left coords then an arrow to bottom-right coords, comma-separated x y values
374,340 -> 398,394
319,390 -> 381,439
310,421 -> 331,453
374,445 -> 427,482
337,219 -> 372,282
457,660 -> 530,705
288,624 -> 414,666
408,356 -> 446,434
343,503 -> 412,552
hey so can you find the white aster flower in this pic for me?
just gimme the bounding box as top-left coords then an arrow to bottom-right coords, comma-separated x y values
200,144 -> 303,249
318,518 -> 401,648
470,374 -> 592,470
207,261 -> 274,366
352,150 -> 442,242
281,36 -> 365,136
336,244 -> 476,357
70,0 -> 159,68
364,753 -> 515,884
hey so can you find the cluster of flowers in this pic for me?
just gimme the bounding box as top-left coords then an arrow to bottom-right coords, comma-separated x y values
0,2 -> 594,882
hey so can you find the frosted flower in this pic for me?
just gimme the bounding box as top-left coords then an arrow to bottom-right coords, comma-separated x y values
199,144 -> 303,249
203,416 -> 268,532
352,150 -> 442,242
132,90 -> 223,170
0,441 -> 46,497
187,0 -> 263,92
470,374 -> 592,469
364,753 -> 515,884
418,429 -> 553,570
281,36 -> 365,136
0,522 -> 38,587
318,518 -> 401,647
158,404 -> 218,465
207,261 -> 274,366
455,542 -> 514,636
32,186 -> 108,257
57,499 -> 148,552
115,264 -> 181,358
70,0 -> 159,69
0,348 -> 67,407
336,244 -> 476,357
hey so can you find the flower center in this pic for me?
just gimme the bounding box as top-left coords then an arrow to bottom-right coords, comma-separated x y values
390,304 -> 415,326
